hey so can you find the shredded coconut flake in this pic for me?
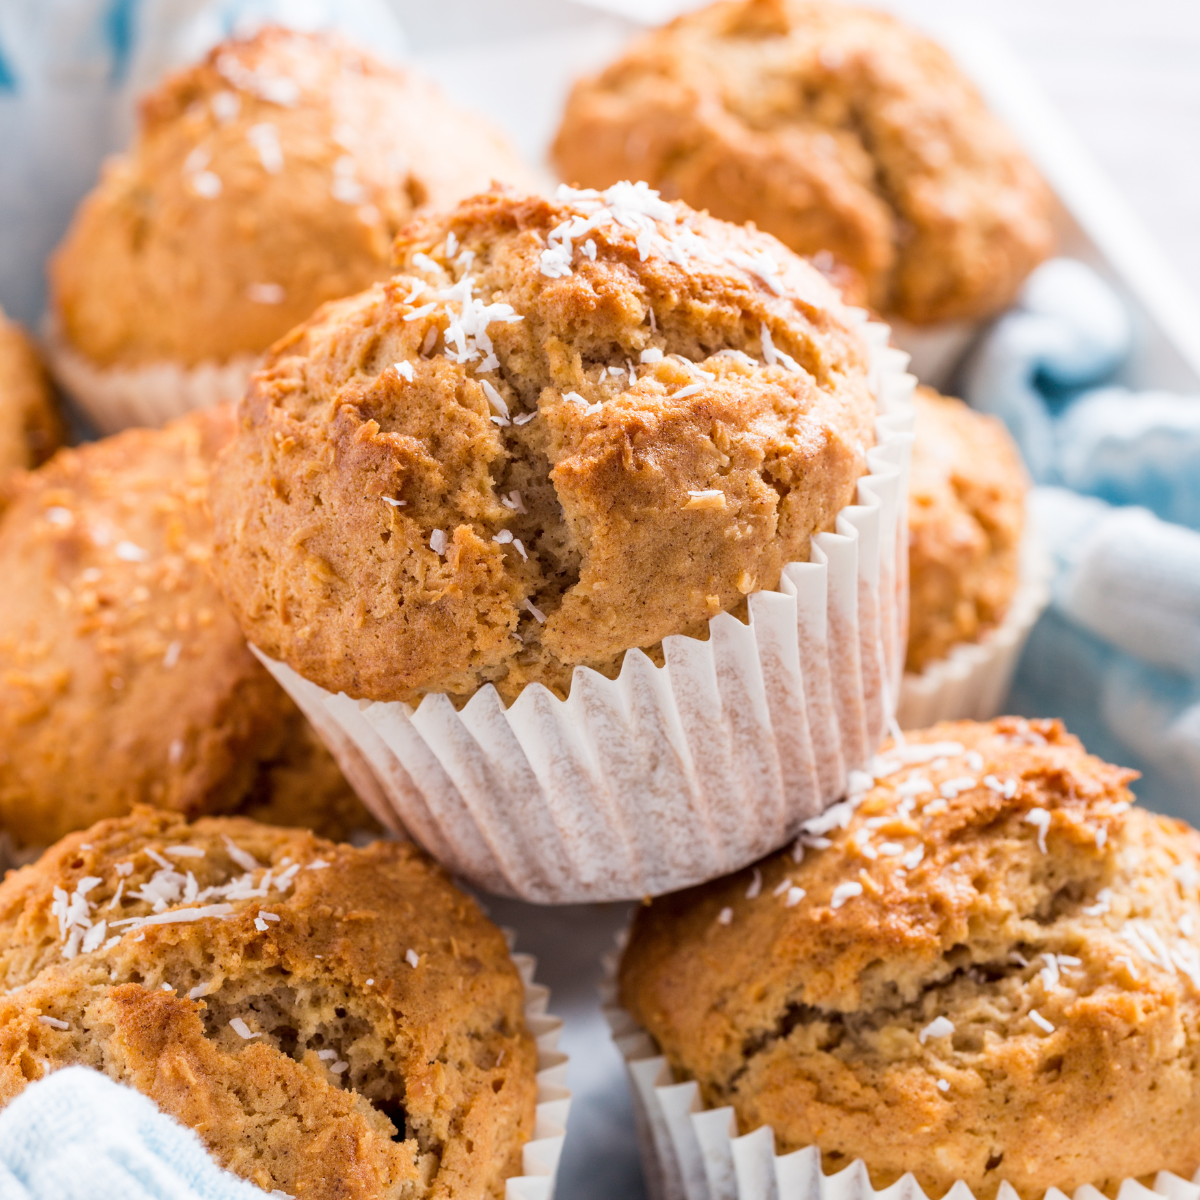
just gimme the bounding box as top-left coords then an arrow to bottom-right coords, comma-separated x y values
1028,1009 -> 1055,1034
759,322 -> 802,372
406,949 -> 420,969
717,906 -> 733,926
1082,888 -> 1112,916
38,1016 -> 69,1031
222,837 -> 259,873
429,529 -> 448,556
830,882 -> 863,909
919,1016 -> 954,1043
784,886 -> 805,908
111,904 -> 234,930
1025,808 -> 1051,853
523,599 -> 546,624
745,868 -> 762,900
229,1017 -> 258,1040
939,777 -> 977,800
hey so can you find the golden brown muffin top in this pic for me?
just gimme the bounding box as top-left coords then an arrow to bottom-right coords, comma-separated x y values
50,26 -> 535,370
0,809 -> 536,1200
906,387 -> 1027,673
620,718 -> 1200,1200
0,406 -> 368,847
0,310 -> 65,495
552,0 -> 1054,325
210,184 -> 878,704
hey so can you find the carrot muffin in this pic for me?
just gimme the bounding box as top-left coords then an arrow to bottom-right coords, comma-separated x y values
552,0 -> 1054,326
0,809 -> 537,1200
907,387 -> 1027,674
48,25 -> 535,433
0,308 -> 65,498
620,717 -> 1200,1199
210,183 -> 878,705
0,406 -> 375,848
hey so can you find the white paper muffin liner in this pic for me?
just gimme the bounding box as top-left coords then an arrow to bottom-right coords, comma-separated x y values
505,931 -> 572,1200
887,319 -> 978,394
600,933 -> 1197,1200
43,321 -> 258,434
896,520 -> 1051,730
255,316 -> 916,903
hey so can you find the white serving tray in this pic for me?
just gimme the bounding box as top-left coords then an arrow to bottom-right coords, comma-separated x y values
387,4 -> 1200,1197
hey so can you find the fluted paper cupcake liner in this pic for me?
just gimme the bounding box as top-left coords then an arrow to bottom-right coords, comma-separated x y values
896,522 -> 1051,730
887,318 -> 978,394
255,317 -> 916,903
506,931 -> 572,1200
600,934 -> 1197,1200
44,321 -> 257,434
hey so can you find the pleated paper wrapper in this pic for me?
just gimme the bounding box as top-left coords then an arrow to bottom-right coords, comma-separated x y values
896,520 -> 1051,730
256,318 -> 916,904
505,933 -> 572,1200
44,324 -> 258,435
601,938 -> 1200,1200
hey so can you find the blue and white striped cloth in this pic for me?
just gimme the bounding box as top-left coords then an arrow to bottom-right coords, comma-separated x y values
962,258 -> 1200,824
0,1068 -> 268,1199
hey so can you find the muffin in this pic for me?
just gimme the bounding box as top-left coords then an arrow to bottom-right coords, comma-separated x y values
552,0 -> 1054,328
907,387 -> 1027,672
898,388 -> 1046,728
47,26 -> 535,434
0,405 -> 377,849
0,307 -> 65,498
618,717 -> 1200,1200
211,184 -> 879,704
208,182 -> 915,901
0,808 -> 538,1200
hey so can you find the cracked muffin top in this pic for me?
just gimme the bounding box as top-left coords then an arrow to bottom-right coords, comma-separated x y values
0,405 -> 373,848
209,184 -> 878,705
620,717 -> 1200,1199
552,0 -> 1054,326
906,387 -> 1027,673
50,26 -> 534,370
0,809 -> 537,1200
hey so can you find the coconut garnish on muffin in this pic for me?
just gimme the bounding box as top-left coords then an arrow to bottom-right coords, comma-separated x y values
210,183 -> 879,705
620,717 -> 1200,1200
0,809 -> 538,1200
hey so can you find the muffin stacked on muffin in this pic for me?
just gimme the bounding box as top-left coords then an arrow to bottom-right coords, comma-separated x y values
211,183 -> 879,705
0,405 -> 375,849
0,308 -> 64,501
0,809 -> 538,1200
907,386 -> 1028,674
553,0 -> 1054,328
619,717 -> 1200,1199
48,26 -> 536,432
